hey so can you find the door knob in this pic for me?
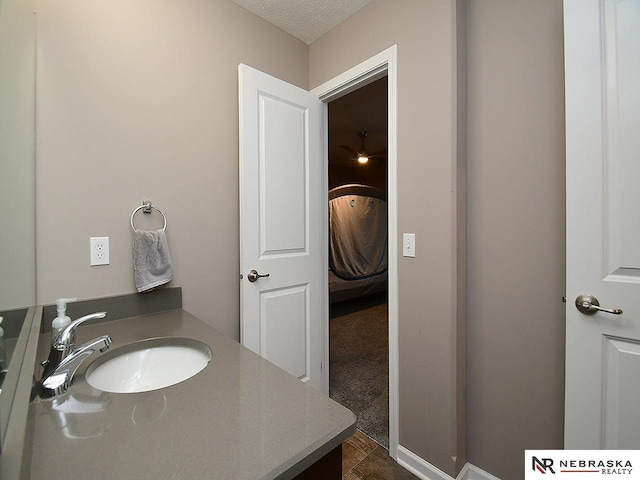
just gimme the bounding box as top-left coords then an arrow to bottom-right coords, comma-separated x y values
247,269 -> 270,283
575,294 -> 623,315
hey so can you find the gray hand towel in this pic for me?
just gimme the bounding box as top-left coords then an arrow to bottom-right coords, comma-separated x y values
133,229 -> 173,292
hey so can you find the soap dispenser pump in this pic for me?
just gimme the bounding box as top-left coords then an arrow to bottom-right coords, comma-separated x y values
52,297 -> 77,344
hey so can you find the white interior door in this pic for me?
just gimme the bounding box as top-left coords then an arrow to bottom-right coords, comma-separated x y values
238,64 -> 323,392
564,0 -> 640,448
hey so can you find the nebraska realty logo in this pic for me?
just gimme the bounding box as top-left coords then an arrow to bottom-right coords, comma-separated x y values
525,451 -> 640,479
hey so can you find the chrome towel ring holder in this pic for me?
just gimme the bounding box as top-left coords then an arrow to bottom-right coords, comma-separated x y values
130,201 -> 167,232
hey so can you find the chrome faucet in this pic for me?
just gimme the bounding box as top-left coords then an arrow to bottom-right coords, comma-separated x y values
39,312 -> 112,398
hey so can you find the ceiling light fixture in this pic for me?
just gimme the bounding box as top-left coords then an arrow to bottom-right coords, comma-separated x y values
339,130 -> 385,165
356,131 -> 370,165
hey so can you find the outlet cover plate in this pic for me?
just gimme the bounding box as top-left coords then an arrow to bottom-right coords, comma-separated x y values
90,237 -> 110,266
403,233 -> 415,258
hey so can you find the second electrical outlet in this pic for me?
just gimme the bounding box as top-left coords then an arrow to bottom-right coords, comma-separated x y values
90,237 -> 110,266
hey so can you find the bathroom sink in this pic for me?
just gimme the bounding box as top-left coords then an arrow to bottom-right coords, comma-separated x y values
85,337 -> 211,393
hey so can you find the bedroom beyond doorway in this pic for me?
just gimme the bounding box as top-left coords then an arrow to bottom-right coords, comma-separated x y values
327,76 -> 389,450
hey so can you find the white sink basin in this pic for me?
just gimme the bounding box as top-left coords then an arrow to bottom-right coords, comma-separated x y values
85,337 -> 211,394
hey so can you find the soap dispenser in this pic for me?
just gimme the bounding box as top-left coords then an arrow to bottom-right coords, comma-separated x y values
52,297 -> 77,344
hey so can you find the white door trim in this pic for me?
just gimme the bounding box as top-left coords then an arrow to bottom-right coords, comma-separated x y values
311,44 -> 399,460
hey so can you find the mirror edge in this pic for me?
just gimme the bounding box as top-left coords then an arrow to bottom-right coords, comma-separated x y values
0,306 -> 40,453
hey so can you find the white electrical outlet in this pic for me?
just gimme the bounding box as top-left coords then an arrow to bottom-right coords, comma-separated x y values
90,237 -> 110,266
403,233 -> 415,258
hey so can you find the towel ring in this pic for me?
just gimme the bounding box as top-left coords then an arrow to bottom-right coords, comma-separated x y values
130,202 -> 167,232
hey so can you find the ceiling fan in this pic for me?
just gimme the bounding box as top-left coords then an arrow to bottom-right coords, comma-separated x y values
340,130 -> 386,165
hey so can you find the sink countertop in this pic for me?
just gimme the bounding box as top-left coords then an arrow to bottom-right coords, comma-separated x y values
27,309 -> 356,479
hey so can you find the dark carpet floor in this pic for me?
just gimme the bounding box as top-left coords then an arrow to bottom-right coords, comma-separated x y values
329,295 -> 389,448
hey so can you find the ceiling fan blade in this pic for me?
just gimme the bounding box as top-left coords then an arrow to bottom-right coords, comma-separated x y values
340,145 -> 358,155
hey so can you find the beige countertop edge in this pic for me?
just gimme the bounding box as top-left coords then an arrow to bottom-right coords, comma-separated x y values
25,309 -> 356,480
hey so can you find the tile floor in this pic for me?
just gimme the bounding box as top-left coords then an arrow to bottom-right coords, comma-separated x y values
342,430 -> 419,480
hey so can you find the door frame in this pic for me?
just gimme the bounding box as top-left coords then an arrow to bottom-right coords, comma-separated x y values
311,45 -> 399,459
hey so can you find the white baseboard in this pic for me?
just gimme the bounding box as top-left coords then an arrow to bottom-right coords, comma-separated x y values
397,446 -> 453,480
396,445 -> 500,480
464,464 -> 502,480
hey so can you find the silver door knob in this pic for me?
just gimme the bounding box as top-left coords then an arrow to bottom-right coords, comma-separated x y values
247,269 -> 270,283
575,294 -> 623,315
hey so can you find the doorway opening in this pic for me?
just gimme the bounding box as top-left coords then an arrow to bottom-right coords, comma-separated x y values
313,44 -> 398,459
327,77 -> 389,449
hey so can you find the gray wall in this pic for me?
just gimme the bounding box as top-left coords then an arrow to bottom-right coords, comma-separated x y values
466,1 -> 566,479
34,0 -> 308,339
312,0 -> 566,478
0,0 -> 36,310
311,1 -> 466,476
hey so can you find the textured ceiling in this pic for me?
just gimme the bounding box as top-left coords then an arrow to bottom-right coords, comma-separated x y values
231,0 -> 372,44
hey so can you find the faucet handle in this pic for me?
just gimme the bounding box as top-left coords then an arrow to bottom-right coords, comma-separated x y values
54,312 -> 107,352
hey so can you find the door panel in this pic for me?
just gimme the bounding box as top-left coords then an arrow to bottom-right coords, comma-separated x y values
603,337 -> 640,448
564,0 -> 640,448
239,64 -> 323,391
259,94 -> 308,255
602,0 -> 640,278
261,284 -> 309,381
